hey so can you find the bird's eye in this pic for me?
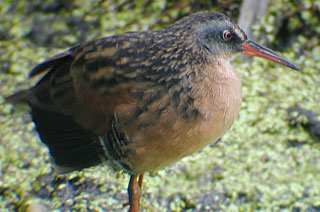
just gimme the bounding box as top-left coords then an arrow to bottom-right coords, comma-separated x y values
223,30 -> 232,41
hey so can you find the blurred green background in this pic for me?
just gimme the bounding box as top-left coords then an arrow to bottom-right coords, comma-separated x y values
0,0 -> 319,211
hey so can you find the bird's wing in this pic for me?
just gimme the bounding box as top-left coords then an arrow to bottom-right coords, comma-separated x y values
6,36 -> 155,172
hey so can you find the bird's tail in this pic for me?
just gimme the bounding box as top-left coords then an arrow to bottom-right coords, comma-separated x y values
5,89 -> 32,104
5,51 -> 107,174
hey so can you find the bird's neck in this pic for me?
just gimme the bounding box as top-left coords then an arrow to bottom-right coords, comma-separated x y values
191,59 -> 242,120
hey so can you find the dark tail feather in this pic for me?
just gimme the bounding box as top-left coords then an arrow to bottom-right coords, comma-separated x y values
29,50 -> 72,77
5,50 -> 72,105
31,104 -> 105,174
5,89 -> 32,104
6,87 -> 107,173
6,49 -> 108,174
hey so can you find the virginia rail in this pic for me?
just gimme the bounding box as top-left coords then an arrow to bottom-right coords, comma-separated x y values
6,11 -> 299,211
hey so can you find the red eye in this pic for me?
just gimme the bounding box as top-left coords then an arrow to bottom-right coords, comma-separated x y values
223,30 -> 232,41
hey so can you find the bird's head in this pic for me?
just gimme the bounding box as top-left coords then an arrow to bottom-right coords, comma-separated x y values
187,11 -> 299,71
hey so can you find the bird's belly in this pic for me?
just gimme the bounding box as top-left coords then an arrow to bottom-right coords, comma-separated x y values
125,77 -> 242,174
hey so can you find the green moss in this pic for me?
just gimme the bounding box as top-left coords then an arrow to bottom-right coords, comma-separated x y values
1,0 -> 320,211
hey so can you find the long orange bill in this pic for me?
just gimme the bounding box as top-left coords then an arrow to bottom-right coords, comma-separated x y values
241,40 -> 300,71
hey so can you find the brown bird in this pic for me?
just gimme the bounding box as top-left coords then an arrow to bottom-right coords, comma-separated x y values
6,11 -> 299,211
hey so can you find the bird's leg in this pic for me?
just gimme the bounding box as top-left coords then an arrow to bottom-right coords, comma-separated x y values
138,173 -> 144,188
126,174 -> 144,212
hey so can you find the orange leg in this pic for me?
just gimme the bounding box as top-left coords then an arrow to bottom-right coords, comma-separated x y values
125,174 -> 144,212
138,173 -> 144,188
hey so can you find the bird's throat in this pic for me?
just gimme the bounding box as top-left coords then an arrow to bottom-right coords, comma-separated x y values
192,60 -> 242,142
